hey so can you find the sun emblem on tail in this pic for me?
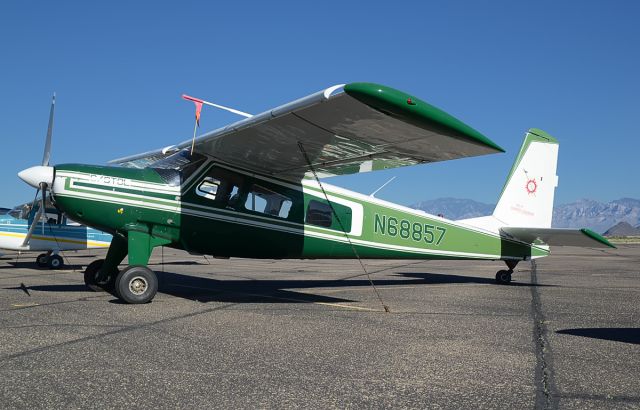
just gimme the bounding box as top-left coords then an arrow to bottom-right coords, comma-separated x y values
525,178 -> 537,195
523,169 -> 538,196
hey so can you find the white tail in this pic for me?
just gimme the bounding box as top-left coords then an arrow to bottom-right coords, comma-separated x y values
460,129 -> 615,250
492,128 -> 559,228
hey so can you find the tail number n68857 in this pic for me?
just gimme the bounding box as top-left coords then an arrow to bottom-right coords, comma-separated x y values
374,214 -> 446,245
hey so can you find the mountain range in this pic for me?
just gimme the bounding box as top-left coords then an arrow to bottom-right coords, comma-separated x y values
410,197 -> 640,234
602,222 -> 640,237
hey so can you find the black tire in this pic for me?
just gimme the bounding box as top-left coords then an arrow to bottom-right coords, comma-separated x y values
36,253 -> 49,267
495,270 -> 512,285
84,259 -> 110,292
48,254 -> 64,269
114,266 -> 158,304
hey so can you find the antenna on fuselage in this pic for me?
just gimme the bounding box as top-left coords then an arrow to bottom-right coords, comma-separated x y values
369,176 -> 397,198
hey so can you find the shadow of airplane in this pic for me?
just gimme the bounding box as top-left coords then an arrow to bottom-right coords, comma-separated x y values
4,269 -> 552,304
556,328 -> 640,345
0,261 -> 80,271
395,271 -> 553,287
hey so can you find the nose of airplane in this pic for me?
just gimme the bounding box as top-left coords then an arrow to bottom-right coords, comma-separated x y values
18,165 -> 54,188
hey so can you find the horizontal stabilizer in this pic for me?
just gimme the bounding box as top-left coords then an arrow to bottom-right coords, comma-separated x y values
501,227 -> 615,248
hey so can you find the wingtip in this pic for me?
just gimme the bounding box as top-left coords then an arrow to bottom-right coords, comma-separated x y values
344,82 -> 504,154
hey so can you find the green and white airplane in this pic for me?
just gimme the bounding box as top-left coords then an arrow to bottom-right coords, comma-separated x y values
18,83 -> 613,304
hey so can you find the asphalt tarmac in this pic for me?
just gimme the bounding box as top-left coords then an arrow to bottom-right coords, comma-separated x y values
0,245 -> 638,409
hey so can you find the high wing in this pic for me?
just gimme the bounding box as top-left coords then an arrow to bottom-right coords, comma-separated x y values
501,227 -> 616,248
110,83 -> 504,180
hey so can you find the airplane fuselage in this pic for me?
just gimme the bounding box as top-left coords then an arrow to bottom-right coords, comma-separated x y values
51,161 -> 548,262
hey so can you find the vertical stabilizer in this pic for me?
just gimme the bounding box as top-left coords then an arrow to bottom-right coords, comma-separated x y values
493,129 -> 559,228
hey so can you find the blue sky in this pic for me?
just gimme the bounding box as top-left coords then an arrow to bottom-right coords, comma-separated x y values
1,1 -> 638,207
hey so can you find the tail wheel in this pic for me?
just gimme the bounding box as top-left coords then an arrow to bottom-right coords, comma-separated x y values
48,255 -> 63,269
36,253 -> 49,267
83,259 -> 116,292
114,266 -> 158,304
495,270 -> 512,285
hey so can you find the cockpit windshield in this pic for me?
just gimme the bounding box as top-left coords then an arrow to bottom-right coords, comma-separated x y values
150,150 -> 206,186
7,196 -> 58,221
8,204 -> 28,220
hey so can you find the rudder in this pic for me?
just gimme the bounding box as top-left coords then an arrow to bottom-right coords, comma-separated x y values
493,129 -> 559,228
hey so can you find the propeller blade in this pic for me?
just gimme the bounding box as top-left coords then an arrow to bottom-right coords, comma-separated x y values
42,93 -> 55,167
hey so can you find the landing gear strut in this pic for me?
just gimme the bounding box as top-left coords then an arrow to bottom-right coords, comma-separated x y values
85,231 -> 167,303
495,260 -> 518,285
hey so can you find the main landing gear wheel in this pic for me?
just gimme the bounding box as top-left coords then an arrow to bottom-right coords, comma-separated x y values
36,253 -> 49,267
495,270 -> 513,285
114,266 -> 158,304
48,254 -> 63,269
84,259 -> 115,292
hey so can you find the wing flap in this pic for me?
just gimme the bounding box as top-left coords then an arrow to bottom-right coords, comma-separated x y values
502,227 -> 616,248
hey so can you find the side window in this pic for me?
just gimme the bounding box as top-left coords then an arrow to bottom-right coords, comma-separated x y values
193,167 -> 243,209
306,200 -> 332,227
196,177 -> 221,200
244,185 -> 293,219
305,199 -> 353,231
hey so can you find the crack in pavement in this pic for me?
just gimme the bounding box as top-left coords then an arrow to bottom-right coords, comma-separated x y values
530,260 -> 557,410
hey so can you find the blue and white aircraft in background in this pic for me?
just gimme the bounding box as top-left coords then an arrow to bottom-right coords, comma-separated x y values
0,200 -> 111,268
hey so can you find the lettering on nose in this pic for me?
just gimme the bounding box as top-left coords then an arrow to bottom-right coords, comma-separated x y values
90,174 -> 132,187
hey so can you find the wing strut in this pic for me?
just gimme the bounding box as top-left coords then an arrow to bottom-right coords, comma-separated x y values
297,141 -> 390,313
